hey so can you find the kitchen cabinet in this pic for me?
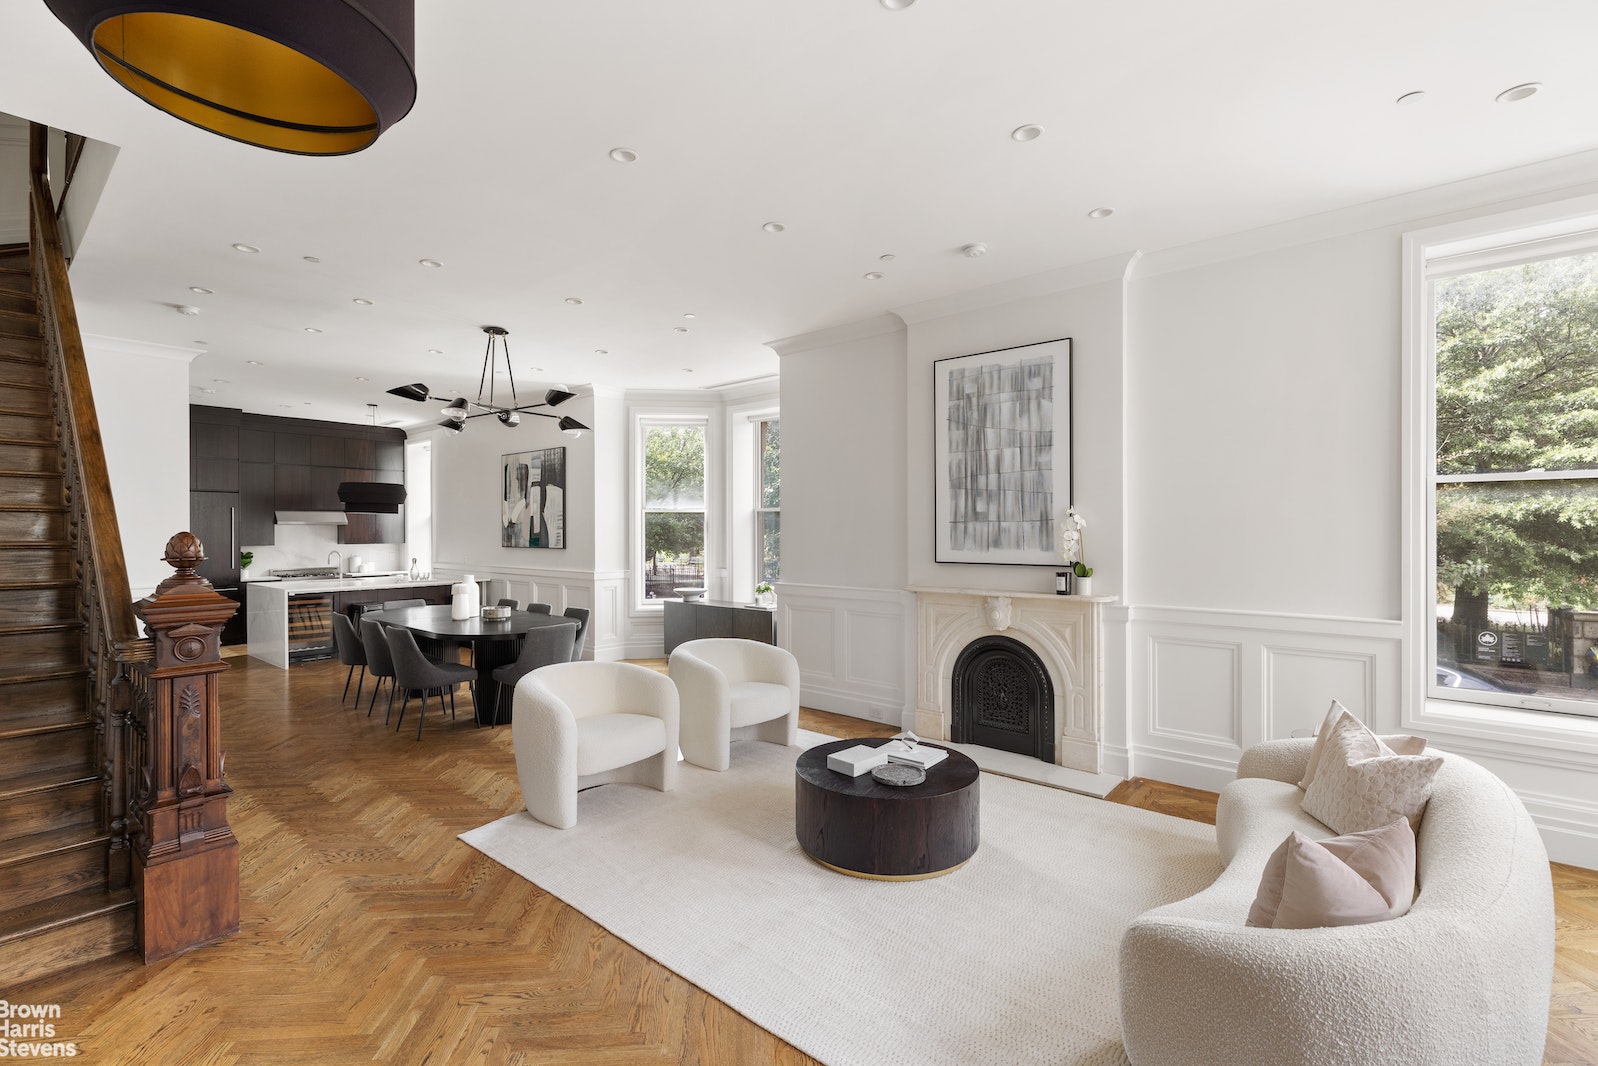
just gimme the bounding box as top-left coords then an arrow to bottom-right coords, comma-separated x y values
190,490 -> 240,585
274,464 -> 312,511
191,411 -> 240,492
310,434 -> 345,467
238,462 -> 276,546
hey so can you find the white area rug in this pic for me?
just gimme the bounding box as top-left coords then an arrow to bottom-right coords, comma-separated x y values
461,732 -> 1222,1066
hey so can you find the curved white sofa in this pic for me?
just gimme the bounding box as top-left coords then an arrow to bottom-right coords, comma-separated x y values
1119,737 -> 1554,1066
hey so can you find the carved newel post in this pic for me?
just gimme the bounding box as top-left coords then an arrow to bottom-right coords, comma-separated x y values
130,532 -> 241,962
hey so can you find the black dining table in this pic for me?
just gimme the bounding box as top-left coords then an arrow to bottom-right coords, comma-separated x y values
370,604 -> 578,726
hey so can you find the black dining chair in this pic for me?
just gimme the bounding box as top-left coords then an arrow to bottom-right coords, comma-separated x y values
384,626 -> 478,739
497,597 -> 521,610
489,622 -> 577,725
563,607 -> 591,660
358,616 -> 398,720
331,612 -> 367,705
386,598 -> 427,610
525,602 -> 552,614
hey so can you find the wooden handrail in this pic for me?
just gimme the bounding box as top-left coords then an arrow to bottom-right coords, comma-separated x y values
27,121 -> 151,894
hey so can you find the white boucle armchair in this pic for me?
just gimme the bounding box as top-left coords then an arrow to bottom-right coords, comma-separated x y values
668,638 -> 799,771
512,661 -> 679,829
1118,737 -> 1555,1066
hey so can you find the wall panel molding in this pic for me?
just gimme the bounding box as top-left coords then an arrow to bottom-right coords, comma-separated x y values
775,583 -> 914,728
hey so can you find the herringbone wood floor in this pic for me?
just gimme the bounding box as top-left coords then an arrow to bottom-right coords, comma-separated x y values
7,654 -> 1597,1064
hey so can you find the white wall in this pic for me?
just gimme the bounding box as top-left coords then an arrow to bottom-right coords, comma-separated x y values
771,316 -> 912,727
81,334 -> 195,599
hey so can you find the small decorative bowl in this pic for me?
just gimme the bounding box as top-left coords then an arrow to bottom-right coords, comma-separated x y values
871,763 -> 926,787
674,587 -> 707,601
481,604 -> 512,621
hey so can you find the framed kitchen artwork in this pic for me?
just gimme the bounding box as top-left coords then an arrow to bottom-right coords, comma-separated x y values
933,337 -> 1071,565
502,447 -> 566,548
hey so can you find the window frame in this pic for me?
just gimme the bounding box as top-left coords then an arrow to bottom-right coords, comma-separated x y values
755,414 -> 780,588
1403,191 -> 1598,737
631,409 -> 713,613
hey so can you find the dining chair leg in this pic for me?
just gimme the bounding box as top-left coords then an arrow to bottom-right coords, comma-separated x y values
448,686 -> 457,720
415,688 -> 429,739
354,666 -> 366,708
394,689 -> 410,730
343,664 -> 355,702
367,676 -> 383,717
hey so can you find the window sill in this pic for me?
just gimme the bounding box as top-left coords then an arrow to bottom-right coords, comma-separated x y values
1414,696 -> 1598,764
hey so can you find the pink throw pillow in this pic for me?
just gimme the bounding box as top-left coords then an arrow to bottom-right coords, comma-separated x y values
1247,817 -> 1417,929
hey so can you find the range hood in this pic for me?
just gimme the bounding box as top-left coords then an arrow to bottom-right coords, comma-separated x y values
275,510 -> 349,526
338,482 -> 407,514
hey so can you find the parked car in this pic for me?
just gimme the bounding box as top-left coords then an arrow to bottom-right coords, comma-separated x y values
1436,663 -> 1538,694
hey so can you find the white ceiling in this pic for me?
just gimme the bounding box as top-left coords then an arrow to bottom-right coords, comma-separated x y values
2,0 -> 1597,429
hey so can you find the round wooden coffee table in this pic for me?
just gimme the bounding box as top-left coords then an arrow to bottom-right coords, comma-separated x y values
795,738 -> 980,880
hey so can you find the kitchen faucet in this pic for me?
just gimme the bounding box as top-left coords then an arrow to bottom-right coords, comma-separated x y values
328,550 -> 342,575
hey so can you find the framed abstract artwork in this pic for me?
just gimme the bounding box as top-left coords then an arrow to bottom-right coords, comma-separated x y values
933,338 -> 1071,565
501,447 -> 566,548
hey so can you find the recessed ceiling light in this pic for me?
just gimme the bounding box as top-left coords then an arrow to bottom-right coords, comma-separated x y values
355,376 -> 370,382
427,348 -> 443,355
302,255 -> 321,263
864,272 -> 885,281
211,378 -> 229,384
1396,90 -> 1427,105
188,286 -> 213,295
278,403 -> 293,408
762,221 -> 786,233
231,243 -> 259,253
246,359 -> 263,366
194,340 -> 207,345
960,243 -> 988,258
879,254 -> 896,262
1496,82 -> 1542,103
1087,207 -> 1115,219
176,305 -> 201,316
565,297 -> 583,305
352,298 -> 373,306
199,387 -> 216,394
303,327 -> 323,333
594,349 -> 608,355
529,367 -> 543,372
880,0 -> 916,8
418,258 -> 442,268
682,368 -> 694,373
1011,124 -> 1044,142
674,326 -> 690,333
609,147 -> 639,163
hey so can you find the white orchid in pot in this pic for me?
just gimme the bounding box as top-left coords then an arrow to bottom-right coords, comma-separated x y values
1060,507 -> 1093,595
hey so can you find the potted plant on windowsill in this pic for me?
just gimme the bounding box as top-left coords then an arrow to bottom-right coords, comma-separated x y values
239,550 -> 254,582
755,581 -> 776,609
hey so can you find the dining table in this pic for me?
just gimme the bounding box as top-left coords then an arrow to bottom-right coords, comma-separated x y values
369,604 -> 579,726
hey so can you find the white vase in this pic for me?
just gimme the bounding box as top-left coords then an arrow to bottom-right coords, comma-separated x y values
1075,576 -> 1093,597
240,566 -> 250,582
756,590 -> 776,609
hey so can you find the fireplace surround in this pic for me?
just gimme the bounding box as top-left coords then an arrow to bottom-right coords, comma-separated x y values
912,587 -> 1110,773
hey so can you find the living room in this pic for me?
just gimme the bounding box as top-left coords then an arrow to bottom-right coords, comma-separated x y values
2,1 -> 1597,1062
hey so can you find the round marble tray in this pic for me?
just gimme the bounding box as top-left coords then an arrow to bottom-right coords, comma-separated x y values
871,762 -> 926,787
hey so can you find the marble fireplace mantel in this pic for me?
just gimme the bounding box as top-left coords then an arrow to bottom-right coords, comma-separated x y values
910,586 -> 1114,774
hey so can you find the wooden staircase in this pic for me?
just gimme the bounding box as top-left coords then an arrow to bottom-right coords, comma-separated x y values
0,244 -> 136,988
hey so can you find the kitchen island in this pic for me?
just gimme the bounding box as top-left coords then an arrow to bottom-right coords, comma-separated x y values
247,576 -> 453,667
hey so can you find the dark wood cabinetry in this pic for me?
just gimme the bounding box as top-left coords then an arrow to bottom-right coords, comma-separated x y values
662,599 -> 777,655
191,406 -> 408,549
190,489 -> 239,585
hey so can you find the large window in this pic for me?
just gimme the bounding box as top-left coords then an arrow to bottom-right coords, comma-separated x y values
641,421 -> 707,604
757,417 -> 780,585
404,439 -> 432,577
1426,238 -> 1598,719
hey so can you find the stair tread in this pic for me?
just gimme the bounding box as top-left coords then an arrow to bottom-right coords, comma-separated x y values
0,619 -> 83,634
0,826 -> 107,871
0,665 -> 88,686
0,767 -> 98,802
0,885 -> 134,946
0,470 -> 64,478
0,716 -> 90,742
0,503 -> 67,512
0,540 -> 71,548
0,580 -> 76,591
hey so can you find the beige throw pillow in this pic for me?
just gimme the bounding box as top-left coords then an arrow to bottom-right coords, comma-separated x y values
1297,699 -> 1427,791
1301,706 -> 1442,835
1246,818 -> 1417,929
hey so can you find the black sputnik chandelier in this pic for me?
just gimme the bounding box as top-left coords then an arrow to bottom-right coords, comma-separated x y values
387,326 -> 589,437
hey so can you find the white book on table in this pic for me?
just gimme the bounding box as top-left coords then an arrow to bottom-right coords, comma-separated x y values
827,744 -> 889,776
880,740 -> 947,769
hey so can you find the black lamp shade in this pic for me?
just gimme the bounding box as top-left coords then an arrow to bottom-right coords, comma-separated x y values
557,416 -> 589,433
45,0 -> 416,156
544,387 -> 576,407
386,382 -> 430,402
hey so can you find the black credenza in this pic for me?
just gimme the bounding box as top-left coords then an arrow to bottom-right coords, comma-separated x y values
662,599 -> 776,655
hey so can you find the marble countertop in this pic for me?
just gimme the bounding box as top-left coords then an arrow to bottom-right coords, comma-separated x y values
246,576 -> 450,595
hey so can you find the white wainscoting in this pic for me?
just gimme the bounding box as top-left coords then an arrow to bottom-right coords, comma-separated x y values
1129,604 -> 1405,790
432,562 -> 600,659
1128,603 -> 1598,869
776,583 -> 916,728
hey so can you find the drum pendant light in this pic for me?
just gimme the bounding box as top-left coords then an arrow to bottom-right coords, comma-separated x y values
44,0 -> 416,156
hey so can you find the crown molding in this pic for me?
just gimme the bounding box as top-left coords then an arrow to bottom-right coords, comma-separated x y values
765,313 -> 905,358
892,252 -> 1141,325
82,333 -> 204,363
